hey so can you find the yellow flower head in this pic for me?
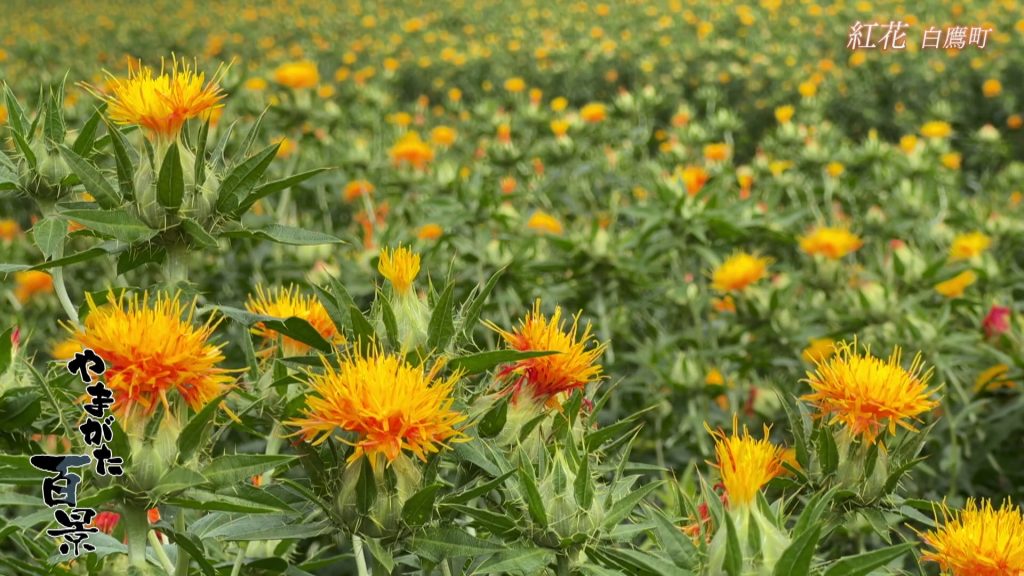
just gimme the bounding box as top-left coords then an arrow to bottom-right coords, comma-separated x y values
802,340 -> 938,444
935,270 -> 977,299
711,252 -> 771,293
14,270 -> 54,303
389,132 -> 435,170
430,125 -> 457,146
799,226 -> 863,259
705,415 -> 785,507
417,223 -> 444,241
703,143 -> 731,162
274,60 -> 319,89
64,291 -> 235,419
343,179 -> 375,202
580,102 -> 607,123
550,119 -> 570,138
681,166 -> 710,196
775,105 -> 794,124
0,219 -> 21,241
485,299 -> 607,401
921,120 -> 953,139
378,246 -> 421,295
921,498 -> 1024,576
974,364 -> 1016,393
949,231 -> 991,261
982,78 -> 1003,98
287,349 -> 467,468
92,58 -> 226,141
802,338 -> 836,364
527,210 -> 564,235
504,77 -> 526,93
245,285 -> 345,356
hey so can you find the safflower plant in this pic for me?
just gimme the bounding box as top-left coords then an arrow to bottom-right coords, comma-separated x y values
1,1 -> 1024,574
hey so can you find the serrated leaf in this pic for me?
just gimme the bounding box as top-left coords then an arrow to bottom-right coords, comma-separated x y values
518,464 -> 547,528
401,482 -> 443,527
3,84 -> 27,134
773,525 -> 821,576
234,168 -> 330,216
427,282 -> 456,352
477,398 -> 508,438
476,548 -> 555,574
115,243 -> 165,275
103,120 -> 135,197
59,144 -> 121,208
165,530 -> 216,576
216,143 -> 279,212
32,217 -> 66,260
602,481 -> 661,530
203,454 -> 295,487
447,350 -> 557,375
194,118 -> 210,186
180,218 -> 219,249
821,543 -> 913,576
724,511 -> 743,576
223,224 -> 344,246
178,391 -> 230,463
409,527 -> 505,561
72,104 -> 106,157
157,141 -> 184,211
59,209 -> 153,243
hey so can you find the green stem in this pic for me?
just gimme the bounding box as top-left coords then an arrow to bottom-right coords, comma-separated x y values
229,548 -> 245,576
556,552 -> 570,576
123,506 -> 149,571
165,243 -> 189,286
353,534 -> 369,576
43,207 -> 79,325
148,530 -> 175,575
174,512 -> 189,576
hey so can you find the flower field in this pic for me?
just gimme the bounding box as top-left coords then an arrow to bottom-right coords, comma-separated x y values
1,1 -> 1023,575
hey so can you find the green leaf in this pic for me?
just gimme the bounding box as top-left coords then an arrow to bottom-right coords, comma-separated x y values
178,392 -> 230,463
518,464 -> 547,528
11,129 -> 36,170
59,209 -> 154,243
427,282 -> 456,352
0,388 -> 41,432
32,217 -> 66,260
103,120 -> 136,197
477,398 -> 508,438
180,218 -> 219,249
476,548 -> 555,574
194,118 -> 210,186
773,525 -> 821,576
409,527 -> 505,561
575,451 -> 594,510
117,243 -> 166,275
215,143 -> 279,212
59,144 -> 121,209
379,295 -> 400,349
165,530 -> 216,576
817,427 -> 839,476
821,543 -> 913,576
793,487 -> 837,538
43,85 -> 65,143
198,514 -> 332,541
349,304 -> 378,354
72,104 -> 107,158
234,168 -> 330,215
263,316 -> 334,353
357,457 -> 377,514
223,224 -> 345,246
724,511 -> 743,576
458,265 -> 506,341
401,482 -> 444,527
168,490 -> 290,514
0,327 -> 12,375
203,454 -> 295,487
448,349 -> 556,375
3,84 -> 27,134
152,467 -> 210,498
648,507 -> 698,568
602,481 -> 661,530
157,142 -> 184,211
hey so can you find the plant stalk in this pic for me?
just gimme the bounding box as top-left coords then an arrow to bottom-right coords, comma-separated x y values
123,506 -> 150,571
353,534 -> 369,576
556,552 -> 570,576
174,512 -> 190,576
165,242 -> 189,286
148,530 -> 175,575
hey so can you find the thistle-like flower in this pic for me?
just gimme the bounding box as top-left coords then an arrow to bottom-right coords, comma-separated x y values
802,340 -> 939,444
921,498 -> 1024,576
245,285 -> 345,356
288,349 -> 467,469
